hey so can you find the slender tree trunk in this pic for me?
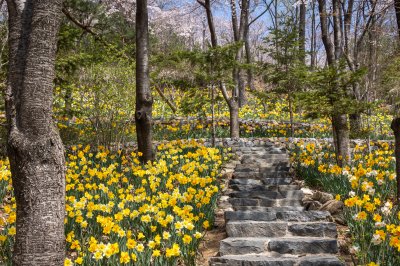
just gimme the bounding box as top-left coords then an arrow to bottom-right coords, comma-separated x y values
311,1 -> 316,69
211,62 -> 216,147
299,1 -> 306,64
136,0 -> 155,163
331,119 -> 340,165
394,0 -> 400,40
333,0 -> 343,61
212,86 -> 216,147
391,117 -> 400,201
6,1 -> 66,265
318,0 -> 351,164
198,0 -> 240,138
229,102 -> 240,138
244,13 -> 253,91
288,93 -> 294,138
230,0 -> 249,108
318,0 -> 335,65
333,114 -> 351,166
275,0 -> 279,55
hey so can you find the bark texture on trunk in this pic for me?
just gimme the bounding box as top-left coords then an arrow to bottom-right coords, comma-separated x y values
317,0 -> 335,65
136,0 -> 155,163
333,114 -> 350,166
6,0 -> 66,265
230,0 -> 249,108
299,2 -> 306,64
244,14 -> 253,91
395,0 -> 400,40
318,0 -> 351,164
229,103 -> 240,138
391,117 -> 400,201
349,112 -> 361,134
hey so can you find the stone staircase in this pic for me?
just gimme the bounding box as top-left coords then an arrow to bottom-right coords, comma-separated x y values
210,145 -> 344,266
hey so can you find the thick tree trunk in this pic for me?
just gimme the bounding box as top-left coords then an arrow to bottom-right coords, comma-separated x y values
333,114 -> 351,166
6,0 -> 66,265
391,117 -> 400,201
136,0 -> 155,163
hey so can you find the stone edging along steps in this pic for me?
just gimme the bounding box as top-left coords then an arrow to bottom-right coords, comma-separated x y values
209,144 -> 345,266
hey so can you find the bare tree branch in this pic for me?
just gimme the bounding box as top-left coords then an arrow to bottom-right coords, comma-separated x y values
62,6 -> 177,112
249,1 -> 274,27
154,85 -> 177,113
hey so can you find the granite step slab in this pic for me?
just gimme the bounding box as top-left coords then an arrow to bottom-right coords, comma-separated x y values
229,184 -> 299,192
229,198 -> 303,207
229,191 -> 303,200
229,191 -> 283,199
236,162 -> 291,170
232,206 -> 306,213
231,147 -> 267,152
209,255 -> 345,266
224,211 -> 277,223
226,221 -> 338,238
262,178 -> 292,185
225,211 -> 330,222
242,154 -> 290,160
241,158 -> 290,164
232,172 -> 289,179
220,237 -> 338,256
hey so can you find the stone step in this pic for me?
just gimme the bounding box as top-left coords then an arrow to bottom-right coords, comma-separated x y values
241,158 -> 289,164
264,148 -> 287,154
229,183 -> 299,192
236,162 -> 291,170
231,147 -> 267,152
229,191 -> 303,200
233,206 -> 305,212
219,237 -> 338,256
266,206 -> 306,212
229,191 -> 282,199
242,154 -> 290,160
234,166 -> 291,173
232,172 -> 289,179
209,255 -> 345,266
229,198 -> 303,207
262,178 -> 292,185
238,150 -> 287,156
225,211 -> 331,222
225,211 -> 278,223
226,221 -> 338,238
229,179 -> 260,186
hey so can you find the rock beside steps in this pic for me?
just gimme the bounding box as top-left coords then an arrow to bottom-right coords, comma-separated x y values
210,146 -> 344,266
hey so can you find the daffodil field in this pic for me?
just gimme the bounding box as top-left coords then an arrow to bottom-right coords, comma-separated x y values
0,85 -> 399,266
52,87 -> 394,147
292,140 -> 400,265
0,140 -> 230,265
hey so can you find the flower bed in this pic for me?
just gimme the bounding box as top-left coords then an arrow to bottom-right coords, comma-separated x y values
0,139 -> 230,265
292,141 -> 400,266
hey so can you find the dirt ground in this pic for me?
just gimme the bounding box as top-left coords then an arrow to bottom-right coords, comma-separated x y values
196,210 -> 227,266
336,222 -> 356,266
